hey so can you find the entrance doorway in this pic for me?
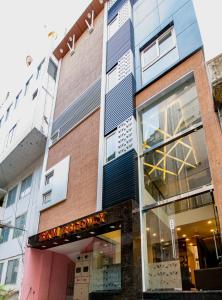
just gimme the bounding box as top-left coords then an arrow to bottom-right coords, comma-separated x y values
50,230 -> 121,300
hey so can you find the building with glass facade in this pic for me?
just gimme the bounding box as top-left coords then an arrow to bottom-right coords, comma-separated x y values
16,0 -> 222,299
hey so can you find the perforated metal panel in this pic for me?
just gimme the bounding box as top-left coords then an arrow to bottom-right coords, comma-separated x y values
51,79 -> 101,142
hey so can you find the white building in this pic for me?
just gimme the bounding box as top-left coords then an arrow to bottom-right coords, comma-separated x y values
0,56 -> 58,297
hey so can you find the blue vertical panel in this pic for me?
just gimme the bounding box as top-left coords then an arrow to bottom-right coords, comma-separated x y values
108,0 -> 127,22
107,20 -> 134,72
102,150 -> 138,209
105,74 -> 135,136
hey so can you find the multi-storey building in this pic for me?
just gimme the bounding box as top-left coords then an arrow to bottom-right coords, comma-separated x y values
19,0 -> 222,299
0,56 -> 58,297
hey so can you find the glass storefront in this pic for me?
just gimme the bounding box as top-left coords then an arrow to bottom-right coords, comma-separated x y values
143,194 -> 222,291
65,230 -> 121,300
139,75 -> 222,292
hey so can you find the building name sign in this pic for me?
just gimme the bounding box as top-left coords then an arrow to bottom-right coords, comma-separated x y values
38,212 -> 106,242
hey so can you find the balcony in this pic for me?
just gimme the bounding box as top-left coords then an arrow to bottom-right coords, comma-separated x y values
0,127 -> 46,188
207,53 -> 222,106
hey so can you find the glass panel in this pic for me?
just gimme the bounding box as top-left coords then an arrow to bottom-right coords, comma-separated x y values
107,66 -> 118,92
144,193 -> 222,291
108,15 -> 119,39
142,42 -> 158,68
141,77 -> 201,150
5,259 -> 19,284
106,133 -> 116,162
0,225 -> 10,244
91,230 -> 121,291
143,129 -> 211,203
20,175 -> 32,198
13,214 -> 26,238
6,186 -> 17,207
159,30 -> 174,56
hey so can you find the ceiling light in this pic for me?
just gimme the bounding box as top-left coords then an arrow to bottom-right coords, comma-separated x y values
160,238 -> 164,242
189,243 -> 193,246
210,229 -> 215,233
208,220 -> 212,224
152,233 -> 156,237
146,227 -> 150,231
176,227 -> 181,231
186,238 -> 189,241
104,243 -> 108,247
182,234 -> 186,238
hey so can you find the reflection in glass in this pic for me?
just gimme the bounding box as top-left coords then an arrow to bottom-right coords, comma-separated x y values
141,78 -> 201,149
143,129 -> 211,204
144,194 -> 222,291
106,132 -> 117,162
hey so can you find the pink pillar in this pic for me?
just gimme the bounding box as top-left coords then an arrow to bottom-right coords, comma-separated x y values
21,248 -> 72,300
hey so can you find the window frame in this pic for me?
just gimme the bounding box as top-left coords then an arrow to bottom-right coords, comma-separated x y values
19,174 -> 32,199
0,223 -> 11,244
6,185 -> 18,208
106,65 -> 118,93
13,213 -> 27,239
108,14 -> 119,39
45,170 -> 54,185
43,190 -> 52,205
105,131 -> 117,163
5,258 -> 19,285
141,27 -> 176,73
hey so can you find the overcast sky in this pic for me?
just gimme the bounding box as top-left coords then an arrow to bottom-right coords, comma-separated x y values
0,0 -> 222,102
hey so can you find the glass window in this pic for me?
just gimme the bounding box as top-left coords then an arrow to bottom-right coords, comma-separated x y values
143,193 -> 222,291
43,191 -> 52,205
5,259 -> 19,284
13,214 -> 27,238
143,129 -> 211,203
108,15 -> 119,39
6,186 -> 17,207
20,175 -> 32,199
91,230 -> 121,292
48,59 -> 57,81
45,171 -> 54,185
6,124 -> 17,148
0,263 -> 3,282
15,90 -> 22,108
106,132 -> 116,162
141,27 -> 176,72
141,78 -> 201,150
107,66 -> 118,92
0,224 -> 10,244
32,89 -> 38,100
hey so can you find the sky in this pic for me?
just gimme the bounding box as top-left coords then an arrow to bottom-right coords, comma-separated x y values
0,0 -> 91,101
0,0 -> 222,102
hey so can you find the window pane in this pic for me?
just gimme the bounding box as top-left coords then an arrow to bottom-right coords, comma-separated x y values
143,193 -> 222,291
107,67 -> 118,92
43,191 -> 52,204
6,186 -> 17,207
0,263 -> 3,282
143,129 -> 211,203
142,42 -> 157,68
5,259 -> 19,284
108,16 -> 119,39
159,30 -> 174,56
106,133 -> 116,162
0,225 -> 10,244
20,175 -> 32,198
48,59 -> 57,81
13,214 -> 26,238
141,78 -> 201,150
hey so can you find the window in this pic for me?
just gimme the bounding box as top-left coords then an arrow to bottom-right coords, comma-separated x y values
108,15 -> 119,39
141,27 -> 175,71
140,77 -> 210,204
13,213 -> 27,238
5,104 -> 12,121
36,58 -> 45,79
24,76 -> 33,96
32,89 -> 38,100
0,224 -> 10,244
6,124 -> 17,148
0,263 -> 3,282
107,66 -> 118,92
20,175 -> 32,199
43,191 -> 52,205
45,171 -> 54,185
143,193 -> 222,291
6,186 -> 17,207
51,131 -> 59,144
48,59 -> 57,81
5,259 -> 19,284
106,132 -> 117,162
14,90 -> 22,108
